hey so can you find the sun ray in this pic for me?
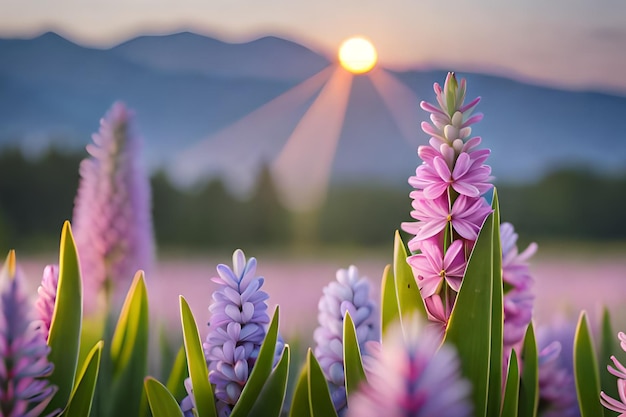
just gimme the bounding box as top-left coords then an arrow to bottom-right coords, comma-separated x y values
169,66 -> 333,195
368,68 -> 423,149
271,66 -> 353,211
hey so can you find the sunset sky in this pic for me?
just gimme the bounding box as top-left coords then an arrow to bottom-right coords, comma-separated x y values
2,0 -> 626,93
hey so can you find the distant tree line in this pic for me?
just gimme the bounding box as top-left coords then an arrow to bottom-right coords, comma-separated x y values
0,147 -> 625,255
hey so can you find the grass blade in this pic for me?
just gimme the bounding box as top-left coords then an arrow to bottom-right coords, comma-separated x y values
231,306 -> 280,417
45,221 -> 83,414
502,349 -> 520,417
144,377 -> 185,417
63,341 -> 103,417
343,312 -> 367,400
180,296 -> 217,417
108,271 -> 150,417
518,323 -> 538,417
248,345 -> 291,417
574,311 -> 604,417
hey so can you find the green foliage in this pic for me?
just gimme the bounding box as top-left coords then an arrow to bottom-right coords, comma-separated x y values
502,350 -> 520,417
45,222 -> 83,415
380,264 -> 400,337
574,312 -> 604,417
444,194 -> 502,417
165,346 -> 188,404
231,306 -> 281,417
342,312 -> 367,400
247,345 -> 290,417
144,377 -> 185,417
392,231 -> 427,327
108,272 -> 150,417
287,350 -> 338,417
180,296 -> 217,417
518,323 -> 538,417
64,341 -> 103,417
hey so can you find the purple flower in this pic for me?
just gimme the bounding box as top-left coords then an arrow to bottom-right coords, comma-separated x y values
35,265 -> 59,342
536,318 -> 580,417
313,265 -> 378,414
407,239 -> 466,297
0,252 -> 57,417
601,332 -> 626,415
501,222 -> 536,348
203,249 -> 271,416
72,101 -> 154,304
346,320 -> 472,417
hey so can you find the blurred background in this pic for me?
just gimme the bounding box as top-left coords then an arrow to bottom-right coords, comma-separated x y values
1,0 -> 625,334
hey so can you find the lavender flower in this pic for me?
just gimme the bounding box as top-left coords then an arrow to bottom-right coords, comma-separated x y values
35,265 -> 59,342
72,101 -> 154,305
313,265 -> 378,414
347,319 -> 472,417
501,222 -> 536,349
0,251 -> 57,417
536,318 -> 579,417
401,72 -> 493,331
601,332 -> 626,415
201,249 -> 271,417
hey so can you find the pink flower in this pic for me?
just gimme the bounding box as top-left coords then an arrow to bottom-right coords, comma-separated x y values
403,193 -> 491,245
410,152 -> 493,199
73,102 -> 154,305
35,264 -> 59,342
407,239 -> 466,298
347,319 -> 472,417
602,333 -> 626,416
500,222 -> 536,348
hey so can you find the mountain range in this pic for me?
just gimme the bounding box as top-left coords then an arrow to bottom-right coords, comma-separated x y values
1,31 -> 625,196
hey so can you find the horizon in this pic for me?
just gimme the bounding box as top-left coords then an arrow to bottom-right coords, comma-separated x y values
5,28 -> 626,98
2,0 -> 626,94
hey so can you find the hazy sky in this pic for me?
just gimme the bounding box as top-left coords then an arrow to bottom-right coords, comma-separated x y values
2,0 -> 626,92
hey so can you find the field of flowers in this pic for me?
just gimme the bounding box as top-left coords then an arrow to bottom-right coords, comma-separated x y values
4,72 -> 626,417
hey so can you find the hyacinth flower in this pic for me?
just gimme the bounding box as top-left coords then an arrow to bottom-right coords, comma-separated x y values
501,222 -> 537,350
313,265 -> 378,414
72,101 -> 154,308
347,318 -> 472,417
0,251 -> 57,417
402,72 -> 493,332
601,332 -> 626,415
181,249 -> 274,417
535,319 -> 580,417
35,265 -> 59,342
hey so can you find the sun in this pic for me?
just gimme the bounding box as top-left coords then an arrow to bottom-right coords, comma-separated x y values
338,37 -> 378,74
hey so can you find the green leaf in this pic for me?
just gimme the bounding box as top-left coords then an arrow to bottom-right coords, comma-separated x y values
600,308 -> 620,417
248,345 -> 291,417
518,323 -> 538,417
574,311 -> 604,417
231,306 -> 280,417
289,365 -> 312,417
444,206 -> 495,417
166,345 -> 189,403
108,271 -> 150,417
63,341 -> 103,417
307,349 -> 339,417
487,189 -> 503,417
343,312 -> 367,400
45,221 -> 83,414
380,264 -> 399,337
180,296 -> 217,417
144,377 -> 185,417
501,349 -> 519,417
393,231 -> 427,327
